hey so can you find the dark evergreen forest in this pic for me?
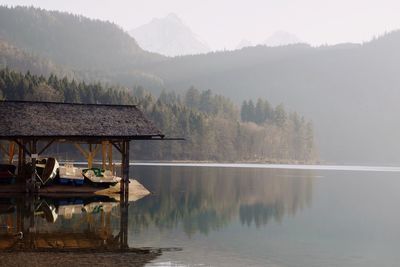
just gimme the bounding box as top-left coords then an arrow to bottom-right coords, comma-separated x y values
0,69 -> 316,162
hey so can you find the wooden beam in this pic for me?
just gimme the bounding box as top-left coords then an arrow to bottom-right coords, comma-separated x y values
8,141 -> 15,164
111,141 -> 123,154
13,139 -> 31,157
0,142 -> 8,155
38,139 -> 55,156
74,143 -> 89,159
86,144 -> 100,169
91,144 -> 101,159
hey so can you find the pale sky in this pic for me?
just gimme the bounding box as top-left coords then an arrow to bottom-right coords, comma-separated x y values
1,0 -> 400,50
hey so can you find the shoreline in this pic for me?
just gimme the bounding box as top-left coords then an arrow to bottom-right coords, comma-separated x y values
129,162 -> 400,172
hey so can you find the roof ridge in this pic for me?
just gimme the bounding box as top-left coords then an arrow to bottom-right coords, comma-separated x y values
0,101 -> 163,139
0,100 -> 138,108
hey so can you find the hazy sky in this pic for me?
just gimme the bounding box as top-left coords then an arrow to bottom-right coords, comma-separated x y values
1,0 -> 400,50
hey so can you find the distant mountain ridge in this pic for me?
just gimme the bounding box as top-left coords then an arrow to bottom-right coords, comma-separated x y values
264,31 -> 302,46
130,13 -> 210,57
0,6 -> 168,89
236,39 -> 253,50
0,6 -> 163,71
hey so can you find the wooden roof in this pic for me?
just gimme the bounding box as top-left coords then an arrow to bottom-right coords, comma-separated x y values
0,101 -> 163,140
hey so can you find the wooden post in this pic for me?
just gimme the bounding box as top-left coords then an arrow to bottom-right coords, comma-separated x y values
120,141 -> 130,195
16,196 -> 22,233
21,140 -> 27,185
22,140 -> 26,166
0,142 -> 7,158
75,143 -> 100,168
8,141 -> 15,164
17,142 -> 22,174
119,140 -> 130,249
17,140 -> 23,182
0,141 -> 15,163
88,144 -> 93,168
108,142 -> 113,172
29,139 -> 38,192
102,141 -> 107,170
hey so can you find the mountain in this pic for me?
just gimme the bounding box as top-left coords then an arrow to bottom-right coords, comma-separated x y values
0,6 -> 167,89
264,31 -> 302,46
130,13 -> 210,57
0,39 -> 74,77
236,39 -> 253,50
143,31 -> 400,164
0,6 -> 163,71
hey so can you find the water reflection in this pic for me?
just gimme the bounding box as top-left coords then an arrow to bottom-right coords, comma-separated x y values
0,166 -> 317,266
132,166 -> 314,236
0,194 -> 161,266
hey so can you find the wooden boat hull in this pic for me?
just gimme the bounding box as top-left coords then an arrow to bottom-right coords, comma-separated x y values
58,178 -> 85,186
36,158 -> 59,185
83,177 -> 119,188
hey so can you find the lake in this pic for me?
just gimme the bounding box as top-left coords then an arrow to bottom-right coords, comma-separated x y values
1,164 -> 400,266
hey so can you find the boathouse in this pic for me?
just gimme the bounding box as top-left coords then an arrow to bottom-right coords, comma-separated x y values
0,100 -> 165,194
0,100 -> 167,249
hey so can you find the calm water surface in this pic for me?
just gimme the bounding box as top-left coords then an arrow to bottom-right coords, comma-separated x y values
1,164 -> 400,267
131,165 -> 400,267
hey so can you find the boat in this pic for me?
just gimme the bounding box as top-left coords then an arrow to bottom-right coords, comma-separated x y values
58,163 -> 84,185
57,203 -> 84,219
0,164 -> 16,184
35,158 -> 59,185
57,200 -> 118,218
83,201 -> 118,213
35,200 -> 58,223
82,168 -> 121,187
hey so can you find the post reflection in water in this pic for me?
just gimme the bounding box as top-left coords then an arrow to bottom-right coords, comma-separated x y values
131,166 -> 314,236
0,194 -> 162,266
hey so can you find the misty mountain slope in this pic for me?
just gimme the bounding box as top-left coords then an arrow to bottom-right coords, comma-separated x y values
145,32 -> 400,164
264,31 -> 302,46
130,13 -> 210,57
0,39 -> 74,77
0,6 -> 164,70
236,39 -> 253,49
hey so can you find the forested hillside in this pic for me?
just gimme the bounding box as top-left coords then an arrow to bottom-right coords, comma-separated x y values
0,69 -> 316,162
144,32 -> 400,164
0,40 -> 74,78
0,6 -> 166,89
0,6 -> 163,69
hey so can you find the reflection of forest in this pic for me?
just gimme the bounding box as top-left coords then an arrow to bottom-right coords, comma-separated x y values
131,166 -> 314,235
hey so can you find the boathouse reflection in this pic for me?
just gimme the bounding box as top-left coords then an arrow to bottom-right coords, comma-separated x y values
0,195 -> 131,251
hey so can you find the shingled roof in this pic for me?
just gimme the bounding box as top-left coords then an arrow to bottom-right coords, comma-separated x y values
0,101 -> 163,140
